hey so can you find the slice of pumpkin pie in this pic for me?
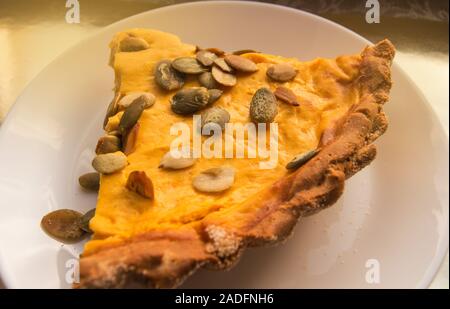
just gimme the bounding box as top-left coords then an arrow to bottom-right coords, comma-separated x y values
75,29 -> 394,288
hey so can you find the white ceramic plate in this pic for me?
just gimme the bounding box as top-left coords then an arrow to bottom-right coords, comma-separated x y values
0,1 -> 448,289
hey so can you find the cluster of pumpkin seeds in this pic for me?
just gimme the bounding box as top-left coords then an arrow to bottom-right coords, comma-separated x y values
42,84 -> 156,242
155,49 -> 260,192
154,49 -> 260,119
266,62 -> 301,108
96,91 -> 155,166
91,90 -> 158,192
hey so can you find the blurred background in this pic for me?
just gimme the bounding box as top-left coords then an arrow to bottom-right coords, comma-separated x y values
0,0 -> 448,288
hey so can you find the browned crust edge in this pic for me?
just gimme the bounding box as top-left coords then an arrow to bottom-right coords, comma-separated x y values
79,40 -> 395,288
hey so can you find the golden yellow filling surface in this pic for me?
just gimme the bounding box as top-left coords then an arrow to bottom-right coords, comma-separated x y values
85,29 -> 361,254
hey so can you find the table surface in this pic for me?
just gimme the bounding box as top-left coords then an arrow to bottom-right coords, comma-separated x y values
0,0 -> 448,289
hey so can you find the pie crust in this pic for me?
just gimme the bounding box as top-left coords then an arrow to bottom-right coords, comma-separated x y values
79,33 -> 395,288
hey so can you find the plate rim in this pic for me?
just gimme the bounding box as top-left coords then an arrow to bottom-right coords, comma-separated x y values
0,0 -> 448,289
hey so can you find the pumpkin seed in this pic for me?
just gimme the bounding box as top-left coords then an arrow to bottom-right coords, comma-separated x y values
172,57 -> 207,74
95,135 -> 121,154
249,88 -> 278,123
122,123 -> 140,155
171,87 -> 209,115
286,149 -> 319,170
224,54 -> 258,73
199,72 -> 219,89
196,50 -> 218,66
117,92 -> 155,111
78,208 -> 95,233
207,89 -> 223,105
78,172 -> 100,191
214,58 -> 234,73
119,37 -> 150,52
206,47 -> 226,56
41,209 -> 86,243
201,107 -> 230,133
119,98 -> 144,135
267,63 -> 297,82
232,49 -> 259,55
212,66 -> 237,87
92,151 -> 127,174
274,86 -> 300,106
103,94 -> 120,128
154,60 -> 185,91
126,171 -> 154,199
193,166 -> 235,193
159,149 -> 196,170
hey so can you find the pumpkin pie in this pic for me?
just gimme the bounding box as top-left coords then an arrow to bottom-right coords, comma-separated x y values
78,29 -> 395,288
